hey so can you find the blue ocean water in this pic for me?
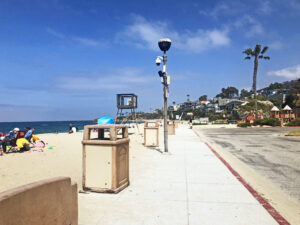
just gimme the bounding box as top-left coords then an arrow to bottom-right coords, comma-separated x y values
0,120 -> 96,134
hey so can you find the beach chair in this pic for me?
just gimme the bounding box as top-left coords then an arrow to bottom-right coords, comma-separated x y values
16,131 -> 26,139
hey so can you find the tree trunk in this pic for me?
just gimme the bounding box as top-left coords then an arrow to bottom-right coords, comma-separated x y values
253,57 -> 258,121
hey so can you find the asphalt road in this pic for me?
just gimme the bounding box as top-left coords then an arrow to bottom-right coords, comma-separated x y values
196,127 -> 300,203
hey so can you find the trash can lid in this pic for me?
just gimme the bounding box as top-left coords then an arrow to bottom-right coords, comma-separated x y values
97,117 -> 114,125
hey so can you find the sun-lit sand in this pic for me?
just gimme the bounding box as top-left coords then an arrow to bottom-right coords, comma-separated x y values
0,127 -> 144,193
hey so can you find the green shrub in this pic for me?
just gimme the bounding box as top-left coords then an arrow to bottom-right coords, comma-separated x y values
285,118 -> 300,126
254,118 -> 280,126
192,123 -> 208,125
237,122 -> 252,127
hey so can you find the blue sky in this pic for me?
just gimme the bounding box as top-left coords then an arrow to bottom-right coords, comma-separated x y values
1,0 -> 300,122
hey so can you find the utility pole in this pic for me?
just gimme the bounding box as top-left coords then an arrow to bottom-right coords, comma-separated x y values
156,38 -> 171,153
163,52 -> 168,152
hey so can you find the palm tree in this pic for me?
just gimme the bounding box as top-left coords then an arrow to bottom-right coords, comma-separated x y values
243,44 -> 270,120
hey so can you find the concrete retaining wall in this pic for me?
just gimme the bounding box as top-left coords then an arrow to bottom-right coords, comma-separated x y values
0,177 -> 78,225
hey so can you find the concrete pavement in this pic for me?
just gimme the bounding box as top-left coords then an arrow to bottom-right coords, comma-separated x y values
194,127 -> 300,204
78,127 -> 282,225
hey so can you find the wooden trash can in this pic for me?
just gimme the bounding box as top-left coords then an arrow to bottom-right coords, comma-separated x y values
144,121 -> 159,147
82,124 -> 130,193
168,121 -> 175,135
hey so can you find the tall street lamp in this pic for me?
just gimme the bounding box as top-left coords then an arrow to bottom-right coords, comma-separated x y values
156,38 -> 171,153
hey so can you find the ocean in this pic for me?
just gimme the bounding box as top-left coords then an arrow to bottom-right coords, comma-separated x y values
0,120 -> 96,134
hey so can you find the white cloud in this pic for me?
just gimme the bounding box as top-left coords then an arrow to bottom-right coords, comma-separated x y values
72,37 -> 101,47
258,1 -> 274,15
267,65 -> 300,79
46,27 -> 103,47
199,2 -> 246,19
269,41 -> 283,50
178,29 -> 230,53
56,68 -> 155,91
234,15 -> 264,37
199,3 -> 230,18
46,27 -> 65,39
117,15 -> 230,53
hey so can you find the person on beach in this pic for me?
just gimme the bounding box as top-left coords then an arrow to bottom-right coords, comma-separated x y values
69,123 -> 73,134
0,133 -> 5,155
189,118 -> 193,129
24,127 -> 34,142
2,128 -> 19,153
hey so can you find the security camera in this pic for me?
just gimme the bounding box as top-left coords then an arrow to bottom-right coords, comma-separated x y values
155,57 -> 161,66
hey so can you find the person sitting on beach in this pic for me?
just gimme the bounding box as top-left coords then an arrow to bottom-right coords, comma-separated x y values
2,128 -> 19,153
0,133 -> 5,155
24,127 -> 34,142
16,138 -> 30,152
69,123 -> 73,134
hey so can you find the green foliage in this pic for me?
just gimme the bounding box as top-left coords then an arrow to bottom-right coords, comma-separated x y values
242,44 -> 270,59
205,112 -> 218,121
237,118 -> 280,127
192,123 -> 208,125
239,100 -> 272,112
285,119 -> 300,126
216,86 -> 239,98
237,122 -> 252,127
267,82 -> 283,90
240,89 -> 252,99
257,95 -> 266,101
254,118 -> 280,126
198,95 -> 207,101
269,98 -> 282,108
285,79 -> 300,108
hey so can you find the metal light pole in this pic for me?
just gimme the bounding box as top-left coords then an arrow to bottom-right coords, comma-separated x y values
156,38 -> 171,153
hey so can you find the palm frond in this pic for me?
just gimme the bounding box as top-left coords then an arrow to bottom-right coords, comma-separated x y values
259,55 -> 263,59
261,46 -> 269,54
254,44 -> 261,56
264,56 -> 270,60
243,48 -> 254,56
244,56 -> 251,60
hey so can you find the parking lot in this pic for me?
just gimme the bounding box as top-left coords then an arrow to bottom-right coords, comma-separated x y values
195,127 -> 300,204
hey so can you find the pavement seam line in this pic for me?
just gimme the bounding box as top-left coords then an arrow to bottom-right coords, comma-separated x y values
192,129 -> 291,225
183,134 -> 190,225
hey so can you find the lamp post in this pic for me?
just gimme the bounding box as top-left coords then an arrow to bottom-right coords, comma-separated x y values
156,38 -> 171,153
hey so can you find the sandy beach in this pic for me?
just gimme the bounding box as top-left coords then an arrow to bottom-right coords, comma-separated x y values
0,128 -> 136,193
1,124 -> 299,224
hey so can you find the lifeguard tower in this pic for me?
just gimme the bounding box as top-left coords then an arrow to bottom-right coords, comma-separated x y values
116,93 -> 138,124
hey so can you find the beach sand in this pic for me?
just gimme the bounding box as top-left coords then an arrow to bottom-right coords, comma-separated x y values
0,127 -> 144,193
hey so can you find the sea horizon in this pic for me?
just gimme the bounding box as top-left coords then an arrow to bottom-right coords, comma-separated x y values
0,120 -> 96,135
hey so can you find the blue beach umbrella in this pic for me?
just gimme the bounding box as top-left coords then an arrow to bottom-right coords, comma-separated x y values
97,117 -> 114,125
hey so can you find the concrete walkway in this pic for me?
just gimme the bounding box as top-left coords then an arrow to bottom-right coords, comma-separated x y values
78,127 -> 279,225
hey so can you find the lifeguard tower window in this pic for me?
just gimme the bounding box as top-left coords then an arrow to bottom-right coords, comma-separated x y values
117,94 -> 137,109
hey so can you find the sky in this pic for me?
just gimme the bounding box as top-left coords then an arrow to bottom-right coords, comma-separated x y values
1,0 -> 300,122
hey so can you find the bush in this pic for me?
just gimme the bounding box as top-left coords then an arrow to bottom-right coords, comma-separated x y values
192,123 -> 208,125
285,118 -> 300,126
237,122 -> 252,127
254,118 -> 281,126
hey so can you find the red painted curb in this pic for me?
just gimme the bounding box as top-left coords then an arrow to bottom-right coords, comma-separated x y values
193,129 -> 290,225
238,126 -> 300,129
